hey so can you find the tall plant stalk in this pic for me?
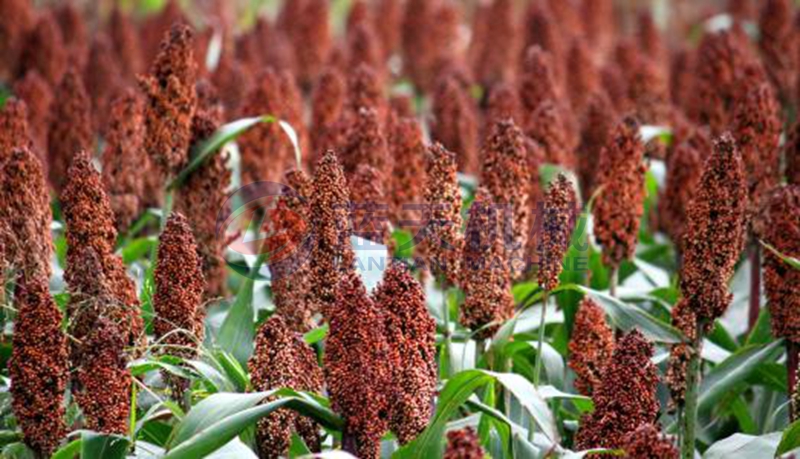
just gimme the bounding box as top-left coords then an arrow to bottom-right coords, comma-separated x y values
748,245 -> 761,331
680,322 -> 704,459
533,291 -> 549,387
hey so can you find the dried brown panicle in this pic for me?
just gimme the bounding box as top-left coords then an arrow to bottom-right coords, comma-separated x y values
431,75 -> 480,174
47,66 -> 92,192
680,133 -> 748,323
85,33 -> 123,135
592,117 -> 646,269
519,46 -> 559,113
670,47 -> 695,109
566,37 -> 600,114
575,330 -> 660,450
422,143 -> 463,285
340,107 -> 391,180
0,98 -> 32,161
470,0 -> 518,88
289,0 -> 331,88
627,55 -> 670,125
140,22 -> 197,178
349,164 -> 390,244
569,297 -> 615,396
9,276 -> 68,456
13,71 -> 53,159
325,272 -> 395,459
521,4 -> 564,84
402,0 -> 461,92
109,7 -> 144,81
376,0 -> 402,59
347,22 -> 384,81
17,11 -> 66,86
310,151 -> 354,316
374,262 -> 437,444
0,0 -> 33,78
460,189 -> 514,339
538,174 -> 577,291
761,186 -> 800,343
658,140 -> 705,253
55,3 -> 89,69
527,100 -> 573,166
576,90 -> 617,201
388,116 -> 426,226
444,427 -> 485,459
311,67 -> 347,161
580,0 -> 615,60
785,121 -> 800,186
249,315 -> 324,458
758,0 -> 796,101
621,424 -> 678,459
101,88 -> 146,233
480,119 -> 531,279
485,82 -> 523,127
666,299 -> 697,408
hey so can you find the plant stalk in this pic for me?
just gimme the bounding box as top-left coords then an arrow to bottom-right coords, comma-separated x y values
533,291 -> 549,387
609,266 -> 618,298
680,324 -> 704,459
788,341 -> 799,421
748,244 -> 761,332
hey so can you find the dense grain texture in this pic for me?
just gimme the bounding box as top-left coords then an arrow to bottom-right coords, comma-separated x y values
444,427 -> 485,459
431,75 -> 479,174
658,139 -> 705,252
621,424 -> 679,459
538,174 -> 577,291
568,297 -> 615,396
666,299 -> 698,407
47,66 -> 92,192
388,116 -> 426,226
422,143 -> 463,285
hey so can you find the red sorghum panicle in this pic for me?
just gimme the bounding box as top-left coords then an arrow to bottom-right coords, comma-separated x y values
0,0 -> 33,78
85,33 -> 123,135
62,150 -> 144,353
341,107 -> 391,180
9,276 -> 68,456
310,151 -> 354,316
577,90 -> 617,201
566,37 -> 600,114
17,11 -> 66,86
592,117 -> 646,269
388,116 -> 426,226
402,0 -> 460,92
538,174 -> 577,291
520,46 -> 559,113
521,5 -> 564,83
666,299 -> 697,408
568,297 -> 615,396
174,107 -> 231,299
637,12 -> 666,68
325,272 -> 395,459
74,315 -> 131,435
376,0 -> 402,59
621,424 -> 679,459
154,213 -> 205,359
101,88 -> 146,233
480,119 -> 531,279
13,70 -> 53,158
680,133 -> 748,323
109,7 -> 144,81
347,22 -> 384,79
527,99 -> 573,166
761,186 -> 800,342
349,164 -> 390,244
470,0 -> 518,88
444,427 -> 485,459
311,67 -> 347,161
289,0 -> 331,89
140,23 -> 197,178
627,55 -> 670,125
575,329 -> 660,450
758,0 -> 796,101
431,75 -> 479,174
373,262 -> 437,444
485,82 -> 522,126
670,47 -> 694,109
55,3 -> 89,68
731,75 -> 782,232
658,140 -> 705,252
785,121 -> 800,186
47,66 -> 92,192
580,0 -> 615,60
460,189 -> 514,338
422,143 -> 463,285
211,51 -> 254,118
0,98 -> 32,160
0,146 -> 52,281
248,315 -> 324,458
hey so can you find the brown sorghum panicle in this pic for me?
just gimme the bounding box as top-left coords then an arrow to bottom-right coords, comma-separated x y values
580,0 -> 614,60
85,33 -> 123,135
527,99 -> 573,166
522,5 -> 564,83
140,22 -> 197,178
761,186 -> 800,342
538,174 -> 577,291
62,150 -> 144,353
174,107 -> 231,299
575,330 -> 660,450
290,0 -> 331,88
732,76 -> 782,233
376,0 -> 402,59
74,315 -> 131,435
627,55 -> 670,126
101,88 -> 146,233
0,146 -> 52,282
13,70 -> 53,159
460,189 -> 514,338
422,143 -> 463,285
470,0 -> 518,88
658,140 -> 705,253
520,46 -> 559,113
55,3 -> 89,69
140,0 -> 187,68
17,11 -> 66,86
373,262 -> 437,444
9,276 -> 68,456
388,116 -> 426,226
311,67 -> 347,162
341,107 -> 391,180
310,151 -> 353,316
566,37 -> 600,114
402,0 -> 460,92
758,0 -> 796,101
444,427 -> 485,459
577,90 -> 616,201
431,75 -> 479,174
325,272 -> 395,459
485,82 -> 522,127
666,299 -> 697,408
481,119 -> 531,279
349,164 -> 390,244
109,7 -> 144,81
621,424 -> 679,459
569,297 -> 615,396
47,66 -> 92,192
249,315 -> 324,458
785,121 -> 800,186
211,52 -> 254,118
0,0 -> 33,78
680,133 -> 747,323
154,213 -> 205,359
0,98 -> 32,160
347,22 -> 384,79
592,117 -> 646,269
670,47 -> 694,109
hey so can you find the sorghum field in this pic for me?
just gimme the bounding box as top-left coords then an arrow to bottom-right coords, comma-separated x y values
1,0 -> 800,458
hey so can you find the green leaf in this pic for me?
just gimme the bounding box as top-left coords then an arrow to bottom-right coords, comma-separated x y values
761,241 -> 800,271
51,439 -> 82,459
577,287 -> 684,343
80,431 -> 131,459
703,432 -> 782,459
169,392 -> 272,447
303,324 -> 328,345
169,115 -> 277,190
216,351 -> 250,392
1,442 -> 36,459
488,371 -> 557,441
698,339 -> 784,414
121,237 -> 157,264
776,419 -> 800,456
217,251 -> 267,365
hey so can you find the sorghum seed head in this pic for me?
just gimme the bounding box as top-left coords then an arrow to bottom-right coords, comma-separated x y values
758,0 -> 796,100
666,299 -> 697,408
13,70 -> 53,159
388,116 -> 426,226
621,424 -> 679,459
470,0 -> 518,88
349,164 -> 390,244
47,65 -> 92,192
423,143 -> 463,285
444,427 -> 485,459
576,90 -> 617,201
658,140 -> 705,253
341,107 -> 391,180
568,297 -> 615,396
431,75 -> 479,174
17,10 -> 66,87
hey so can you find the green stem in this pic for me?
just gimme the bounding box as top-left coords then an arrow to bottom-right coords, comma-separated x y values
533,291 -> 549,387
609,266 -> 618,298
680,325 -> 703,459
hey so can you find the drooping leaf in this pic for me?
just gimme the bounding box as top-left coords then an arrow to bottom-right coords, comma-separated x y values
776,419 -> 800,456
702,432 -> 782,459
79,431 -> 131,459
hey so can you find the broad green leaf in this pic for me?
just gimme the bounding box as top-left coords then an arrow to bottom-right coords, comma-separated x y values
702,432 -> 782,459
216,351 -> 250,392
1,443 -> 36,459
489,371 -> 557,441
186,360 -> 235,393
698,339 -> 784,414
169,392 -> 273,447
304,324 -> 328,345
217,251 -> 267,365
776,419 -> 800,456
513,433 -> 542,459
51,439 -> 82,459
80,431 -> 131,459
577,287 -> 684,343
121,237 -> 156,264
